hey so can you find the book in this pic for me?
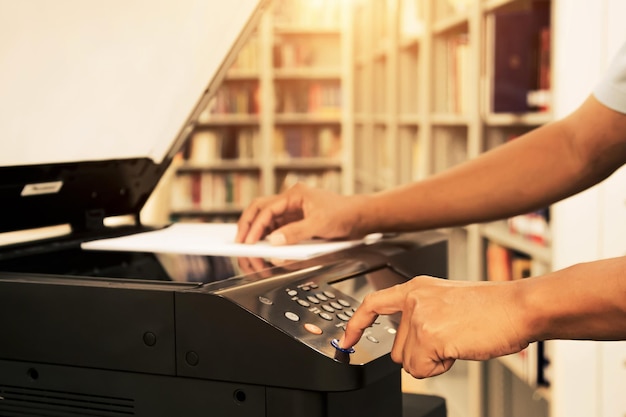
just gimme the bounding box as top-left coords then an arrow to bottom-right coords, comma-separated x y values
486,242 -> 532,281
492,1 -> 551,113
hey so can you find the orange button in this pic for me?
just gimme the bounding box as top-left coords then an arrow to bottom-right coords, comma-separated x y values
304,323 -> 323,335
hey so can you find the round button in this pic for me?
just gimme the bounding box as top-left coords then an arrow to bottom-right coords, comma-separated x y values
306,295 -> 320,304
337,313 -> 350,322
258,296 -> 273,305
319,312 -> 333,321
284,311 -> 300,322
330,301 -> 343,310
316,293 -> 328,301
185,351 -> 199,366
330,338 -> 355,354
304,323 -> 323,335
366,335 -> 380,344
143,332 -> 157,347
321,304 -> 335,313
287,290 -> 298,297
296,299 -> 310,307
338,299 -> 351,307
323,291 -> 336,299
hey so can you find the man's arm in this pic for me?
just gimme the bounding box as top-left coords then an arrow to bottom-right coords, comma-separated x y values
340,256 -> 626,379
356,94 -> 626,234
237,95 -> 626,245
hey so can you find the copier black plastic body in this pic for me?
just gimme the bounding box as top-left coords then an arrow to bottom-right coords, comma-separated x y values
0,231 -> 448,417
0,1 -> 447,415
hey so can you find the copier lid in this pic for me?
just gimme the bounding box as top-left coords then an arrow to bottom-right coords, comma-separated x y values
0,0 -> 265,232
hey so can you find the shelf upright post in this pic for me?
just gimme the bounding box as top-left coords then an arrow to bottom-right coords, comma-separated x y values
259,11 -> 275,196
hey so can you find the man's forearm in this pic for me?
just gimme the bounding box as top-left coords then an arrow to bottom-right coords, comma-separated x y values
356,120 -> 585,234
355,96 -> 626,235
521,257 -> 626,342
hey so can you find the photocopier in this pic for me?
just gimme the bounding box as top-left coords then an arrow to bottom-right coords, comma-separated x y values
0,1 -> 448,416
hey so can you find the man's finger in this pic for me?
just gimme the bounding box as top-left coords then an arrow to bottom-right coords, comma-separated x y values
244,197 -> 292,244
236,204 -> 259,243
340,284 -> 407,348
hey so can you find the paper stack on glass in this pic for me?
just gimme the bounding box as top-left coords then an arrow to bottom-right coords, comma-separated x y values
81,223 -> 381,260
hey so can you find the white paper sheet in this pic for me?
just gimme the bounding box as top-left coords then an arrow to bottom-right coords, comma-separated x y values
81,223 -> 380,260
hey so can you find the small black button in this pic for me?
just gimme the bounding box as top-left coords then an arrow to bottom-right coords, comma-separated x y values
186,351 -> 199,366
143,332 -> 157,347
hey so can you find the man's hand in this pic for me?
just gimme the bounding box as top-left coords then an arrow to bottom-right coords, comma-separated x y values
235,182 -> 368,245
340,276 -> 530,379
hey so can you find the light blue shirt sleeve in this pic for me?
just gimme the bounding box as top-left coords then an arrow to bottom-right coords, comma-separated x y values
594,41 -> 626,114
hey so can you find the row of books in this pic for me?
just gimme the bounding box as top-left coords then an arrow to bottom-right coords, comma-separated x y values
274,41 -> 315,68
508,209 -> 551,246
274,127 -> 341,160
170,172 -> 260,212
486,242 -> 532,282
434,0 -> 472,18
272,38 -> 340,69
275,81 -> 341,115
272,0 -> 341,29
444,32 -> 470,115
170,169 -> 342,212
185,129 -> 258,165
276,170 -> 341,193
203,82 -> 260,115
228,33 -> 260,72
485,239 -> 551,387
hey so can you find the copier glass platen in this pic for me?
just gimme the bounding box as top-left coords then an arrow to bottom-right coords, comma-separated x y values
0,1 -> 447,416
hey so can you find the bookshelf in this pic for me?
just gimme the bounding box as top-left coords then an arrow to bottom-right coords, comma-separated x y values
351,1 -> 626,417
353,0 -> 557,417
167,0 -> 354,222
139,1 -> 626,416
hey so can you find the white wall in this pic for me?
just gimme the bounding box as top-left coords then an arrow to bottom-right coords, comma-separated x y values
550,1 -> 626,416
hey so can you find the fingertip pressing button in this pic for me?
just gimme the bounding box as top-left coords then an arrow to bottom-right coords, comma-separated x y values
331,338 -> 355,354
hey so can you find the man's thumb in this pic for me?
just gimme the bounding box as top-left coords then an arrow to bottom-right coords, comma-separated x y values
267,220 -> 315,245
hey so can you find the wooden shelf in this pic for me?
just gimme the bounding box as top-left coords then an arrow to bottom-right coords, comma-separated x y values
225,69 -> 260,80
479,221 -> 552,264
274,113 -> 341,124
273,67 -> 342,79
484,112 -> 553,126
177,161 -> 261,173
196,115 -> 260,126
430,113 -> 471,126
274,158 -> 342,170
432,13 -> 469,34
274,25 -> 340,35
